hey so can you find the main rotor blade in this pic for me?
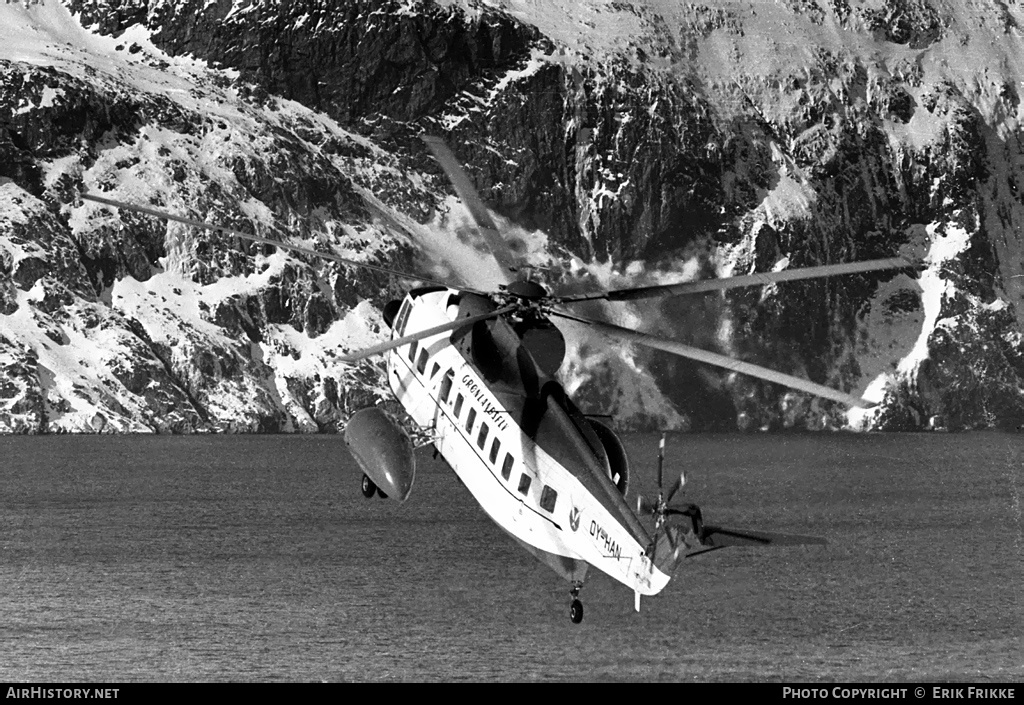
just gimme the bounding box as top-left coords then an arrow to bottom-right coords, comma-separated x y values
421,135 -> 519,275
340,305 -> 517,362
550,310 -> 870,407
81,193 -> 456,289
558,257 -> 918,303
701,525 -> 827,547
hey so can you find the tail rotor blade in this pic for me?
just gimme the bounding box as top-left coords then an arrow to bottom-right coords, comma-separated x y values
665,469 -> 686,504
656,433 -> 666,495
637,495 -> 656,516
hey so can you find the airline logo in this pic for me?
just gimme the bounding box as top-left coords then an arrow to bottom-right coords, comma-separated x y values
569,507 -> 581,532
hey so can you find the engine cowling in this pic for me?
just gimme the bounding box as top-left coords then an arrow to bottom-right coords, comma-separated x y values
587,418 -> 629,496
343,407 -> 415,502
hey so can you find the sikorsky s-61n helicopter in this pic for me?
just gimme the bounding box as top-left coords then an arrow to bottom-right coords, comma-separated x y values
83,135 -> 915,624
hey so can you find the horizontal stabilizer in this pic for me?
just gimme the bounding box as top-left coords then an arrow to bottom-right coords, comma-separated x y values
700,525 -> 827,548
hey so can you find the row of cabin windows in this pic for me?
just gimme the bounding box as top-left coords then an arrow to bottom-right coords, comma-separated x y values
420,346 -> 560,517
400,307 -> 562,519
407,340 -> 444,382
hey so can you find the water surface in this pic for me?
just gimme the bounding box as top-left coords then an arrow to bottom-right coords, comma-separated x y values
1,432 -> 1021,681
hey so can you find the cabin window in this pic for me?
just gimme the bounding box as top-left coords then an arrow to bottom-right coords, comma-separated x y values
453,393 -> 464,418
416,348 -> 429,374
466,408 -> 477,434
517,474 -> 532,495
408,340 -> 418,363
477,423 -> 489,450
501,453 -> 513,480
540,486 -> 557,513
439,370 -> 454,403
489,438 -> 500,465
395,300 -> 411,336
430,362 -> 440,379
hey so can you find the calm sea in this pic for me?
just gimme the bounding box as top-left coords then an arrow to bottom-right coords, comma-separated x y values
0,432 -> 1021,682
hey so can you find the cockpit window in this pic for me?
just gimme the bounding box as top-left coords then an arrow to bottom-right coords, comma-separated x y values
395,299 -> 411,336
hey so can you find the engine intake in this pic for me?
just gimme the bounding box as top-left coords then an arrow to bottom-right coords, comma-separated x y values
587,418 -> 629,496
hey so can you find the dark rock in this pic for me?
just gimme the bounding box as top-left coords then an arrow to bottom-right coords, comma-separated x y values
303,292 -> 335,339
857,0 -> 946,48
0,0 -> 1015,434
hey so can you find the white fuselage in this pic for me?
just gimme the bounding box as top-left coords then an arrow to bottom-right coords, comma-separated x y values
386,290 -> 671,596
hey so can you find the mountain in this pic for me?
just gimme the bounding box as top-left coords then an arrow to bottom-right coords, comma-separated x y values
1,0 -> 1022,434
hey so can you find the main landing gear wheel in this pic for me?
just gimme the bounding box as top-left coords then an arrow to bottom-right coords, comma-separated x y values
570,599 -> 584,624
569,581 -> 584,624
361,473 -> 377,499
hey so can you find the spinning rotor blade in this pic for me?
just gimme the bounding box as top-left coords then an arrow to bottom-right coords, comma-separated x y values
339,305 -> 517,362
665,470 -> 686,505
700,525 -> 827,548
421,135 -> 520,275
81,193 -> 456,289
551,310 -> 869,407
656,433 -> 665,494
558,257 -> 918,303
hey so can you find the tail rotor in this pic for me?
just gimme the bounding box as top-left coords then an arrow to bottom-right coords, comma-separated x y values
637,434 -> 702,571
636,433 -> 827,560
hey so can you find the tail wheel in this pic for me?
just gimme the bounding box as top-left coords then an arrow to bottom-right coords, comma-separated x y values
570,599 -> 584,624
361,474 -> 377,499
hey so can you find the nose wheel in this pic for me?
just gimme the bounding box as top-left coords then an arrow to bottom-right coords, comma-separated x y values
569,582 -> 584,624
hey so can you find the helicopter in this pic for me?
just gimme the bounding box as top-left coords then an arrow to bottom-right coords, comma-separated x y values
82,136 -> 915,624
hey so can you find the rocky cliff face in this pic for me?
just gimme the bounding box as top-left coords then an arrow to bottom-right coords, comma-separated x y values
1,0 -> 1022,432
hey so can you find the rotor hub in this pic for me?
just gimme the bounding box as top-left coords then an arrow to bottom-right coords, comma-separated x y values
503,279 -> 548,300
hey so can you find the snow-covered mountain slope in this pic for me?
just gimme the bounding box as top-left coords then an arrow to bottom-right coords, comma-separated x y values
2,0 -> 1023,433
433,0 -> 1024,431
0,1 -> 411,432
